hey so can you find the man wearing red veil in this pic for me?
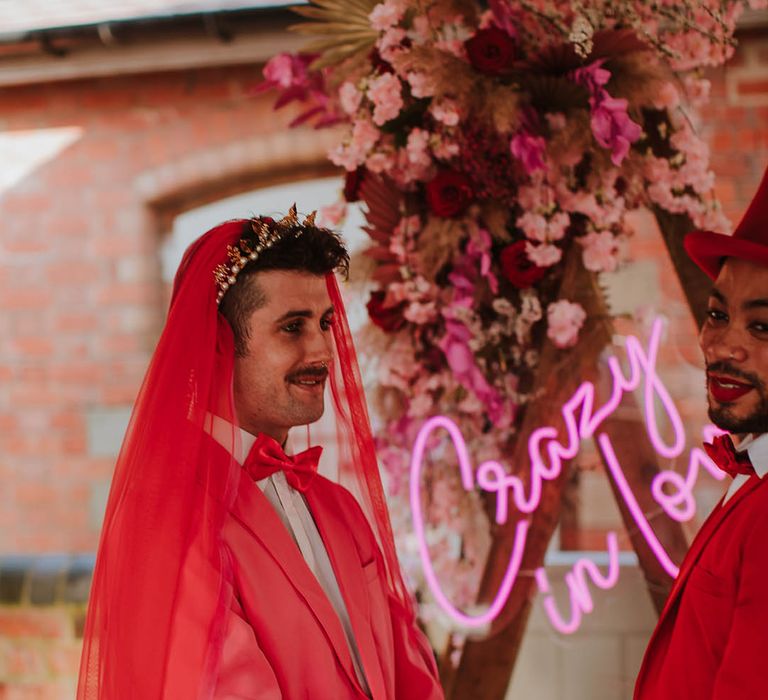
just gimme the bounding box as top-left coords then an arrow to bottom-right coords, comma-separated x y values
77,207 -> 444,699
634,165 -> 768,699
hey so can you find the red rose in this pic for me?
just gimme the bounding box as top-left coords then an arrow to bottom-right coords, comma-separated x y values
344,167 -> 364,202
465,27 -> 516,76
367,291 -> 407,333
500,241 -> 546,289
425,171 -> 474,218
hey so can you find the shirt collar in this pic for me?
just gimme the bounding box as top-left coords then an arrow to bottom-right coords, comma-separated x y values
204,412 -> 292,467
736,433 -> 768,479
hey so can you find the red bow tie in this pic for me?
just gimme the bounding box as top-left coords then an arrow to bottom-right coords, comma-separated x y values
703,434 -> 755,478
243,433 -> 322,493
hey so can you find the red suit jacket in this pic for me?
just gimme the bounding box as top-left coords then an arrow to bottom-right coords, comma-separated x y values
208,468 -> 443,700
634,474 -> 768,699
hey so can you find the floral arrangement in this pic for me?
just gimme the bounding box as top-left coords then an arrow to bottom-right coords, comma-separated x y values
262,0 -> 764,623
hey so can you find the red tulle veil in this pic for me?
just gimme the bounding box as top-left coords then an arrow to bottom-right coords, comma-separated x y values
77,219 -> 412,698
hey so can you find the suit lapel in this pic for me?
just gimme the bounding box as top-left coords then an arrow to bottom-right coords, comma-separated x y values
659,475 -> 764,623
230,469 -> 362,690
306,486 -> 388,700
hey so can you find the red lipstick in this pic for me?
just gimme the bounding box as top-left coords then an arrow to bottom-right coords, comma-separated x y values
708,374 -> 754,403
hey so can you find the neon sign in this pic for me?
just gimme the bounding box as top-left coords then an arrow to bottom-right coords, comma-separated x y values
410,317 -> 726,633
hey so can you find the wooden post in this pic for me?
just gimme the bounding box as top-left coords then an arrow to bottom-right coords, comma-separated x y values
443,230 -> 698,695
445,250 -> 612,697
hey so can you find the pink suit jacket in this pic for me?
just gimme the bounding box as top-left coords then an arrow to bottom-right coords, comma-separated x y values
634,475 -> 768,699
213,468 -> 444,700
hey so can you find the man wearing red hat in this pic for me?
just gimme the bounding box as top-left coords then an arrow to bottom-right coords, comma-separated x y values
634,165 -> 768,699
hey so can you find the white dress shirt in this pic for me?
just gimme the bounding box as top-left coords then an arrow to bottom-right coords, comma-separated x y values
207,416 -> 370,695
723,432 -> 768,503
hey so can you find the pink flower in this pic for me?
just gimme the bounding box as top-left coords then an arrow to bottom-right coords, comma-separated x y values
466,228 -> 498,293
369,0 -> 404,31
654,82 -> 680,110
430,100 -> 460,126
406,128 -> 431,167
329,119 -> 380,170
263,53 -> 307,89
351,119 -> 380,151
404,301 -> 437,324
547,211 -> 570,241
545,112 -> 566,131
572,60 -> 610,92
318,201 -> 347,228
433,137 -> 460,161
547,300 -> 586,348
581,230 -> 621,272
561,189 -> 602,220
339,82 -> 362,115
517,184 -> 554,211
367,73 -> 403,126
517,211 -> 548,242
366,151 -> 395,173
489,0 -> 520,39
590,95 -> 642,166
526,242 -> 562,267
408,392 -> 433,418
438,321 -> 504,422
510,130 -> 546,174
410,16 -> 431,43
572,60 -> 642,166
378,27 -> 407,62
684,76 -> 711,107
406,72 -> 436,98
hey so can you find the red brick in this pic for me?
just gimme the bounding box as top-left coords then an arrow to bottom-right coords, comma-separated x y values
5,644 -> 47,678
52,312 -> 100,333
1,239 -> 52,254
44,261 -> 102,286
0,289 -> 53,311
49,363 -> 105,384
94,281 -> 156,305
0,414 -> 18,434
87,234 -> 149,257
736,77 -> 768,96
99,333 -> 141,355
0,681 -> 78,700
102,383 -> 141,404
46,641 -> 82,676
10,337 -> 54,357
0,610 -> 72,640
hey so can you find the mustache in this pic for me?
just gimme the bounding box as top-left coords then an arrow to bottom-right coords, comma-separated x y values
706,361 -> 762,387
286,364 -> 329,382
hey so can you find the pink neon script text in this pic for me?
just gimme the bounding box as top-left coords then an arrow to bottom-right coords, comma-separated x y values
410,317 -> 724,633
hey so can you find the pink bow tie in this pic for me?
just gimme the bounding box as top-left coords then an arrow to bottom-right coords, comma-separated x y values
243,433 -> 322,492
703,434 -> 755,479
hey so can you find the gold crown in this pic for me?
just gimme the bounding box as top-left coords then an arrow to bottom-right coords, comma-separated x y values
213,204 -> 317,305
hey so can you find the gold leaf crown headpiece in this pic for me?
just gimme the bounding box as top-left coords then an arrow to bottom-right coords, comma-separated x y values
213,204 -> 318,305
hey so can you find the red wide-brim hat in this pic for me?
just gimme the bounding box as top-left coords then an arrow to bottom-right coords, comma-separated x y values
685,163 -> 768,280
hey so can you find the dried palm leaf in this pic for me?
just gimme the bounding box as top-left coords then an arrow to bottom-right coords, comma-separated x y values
392,46 -> 478,107
418,216 -> 465,282
591,29 -> 649,61
481,83 -> 522,134
291,0 -> 380,69
606,53 -> 670,108
523,29 -> 649,74
479,201 -> 512,241
359,172 -> 403,237
520,74 -> 589,113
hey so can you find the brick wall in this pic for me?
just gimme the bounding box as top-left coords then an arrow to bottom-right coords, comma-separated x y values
0,63 -> 336,555
0,61 -> 336,697
0,556 -> 90,698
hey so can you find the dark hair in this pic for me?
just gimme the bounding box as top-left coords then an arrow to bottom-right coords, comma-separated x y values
219,218 -> 349,356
